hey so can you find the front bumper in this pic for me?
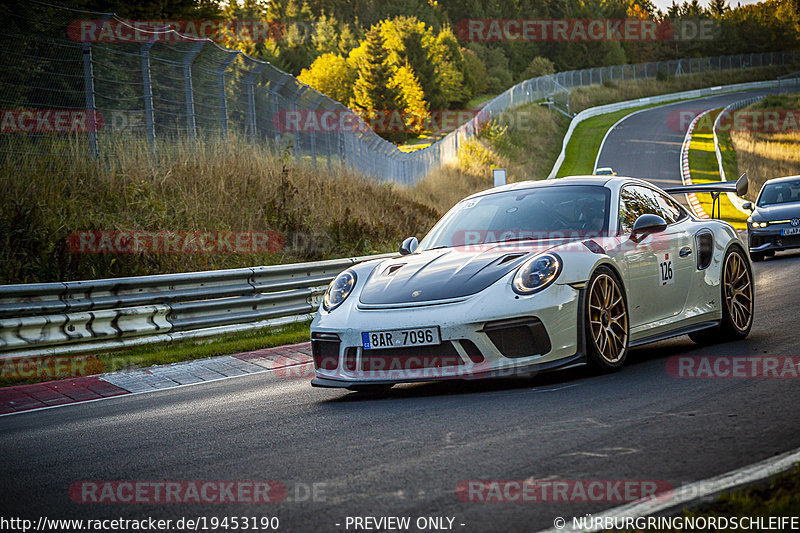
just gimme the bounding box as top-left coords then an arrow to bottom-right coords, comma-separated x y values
309,280 -> 584,387
748,226 -> 800,254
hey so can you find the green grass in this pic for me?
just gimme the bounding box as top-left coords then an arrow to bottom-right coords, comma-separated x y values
466,93 -> 498,110
0,320 -> 312,388
687,109 -> 748,229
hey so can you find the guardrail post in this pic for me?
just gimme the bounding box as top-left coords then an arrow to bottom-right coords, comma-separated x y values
182,41 -> 206,139
216,51 -> 239,138
245,63 -> 267,141
82,42 -> 98,159
140,41 -> 156,153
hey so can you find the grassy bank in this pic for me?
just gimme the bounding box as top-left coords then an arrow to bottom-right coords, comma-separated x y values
0,136 -> 439,284
730,93 -> 800,201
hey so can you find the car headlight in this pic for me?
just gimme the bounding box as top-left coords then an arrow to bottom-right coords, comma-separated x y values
512,253 -> 562,295
323,270 -> 357,311
751,221 -> 768,228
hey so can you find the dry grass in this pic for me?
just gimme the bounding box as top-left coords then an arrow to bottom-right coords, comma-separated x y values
730,94 -> 800,200
409,104 -> 570,213
0,135 -> 439,283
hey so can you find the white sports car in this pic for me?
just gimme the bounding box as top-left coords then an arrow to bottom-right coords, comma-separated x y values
310,176 -> 754,391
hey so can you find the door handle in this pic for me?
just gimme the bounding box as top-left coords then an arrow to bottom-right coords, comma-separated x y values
679,247 -> 692,257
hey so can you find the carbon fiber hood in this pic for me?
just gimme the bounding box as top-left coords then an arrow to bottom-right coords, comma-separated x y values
358,243 -> 555,305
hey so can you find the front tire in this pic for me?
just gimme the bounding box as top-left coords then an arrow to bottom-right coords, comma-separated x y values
690,246 -> 753,344
584,266 -> 629,371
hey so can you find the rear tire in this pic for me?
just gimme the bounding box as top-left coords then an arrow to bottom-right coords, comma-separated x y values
584,266 -> 629,372
690,246 -> 753,344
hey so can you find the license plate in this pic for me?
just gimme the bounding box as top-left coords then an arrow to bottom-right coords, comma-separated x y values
781,227 -> 800,236
362,327 -> 441,350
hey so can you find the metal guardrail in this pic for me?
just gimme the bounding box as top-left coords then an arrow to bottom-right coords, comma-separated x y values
0,254 -> 391,359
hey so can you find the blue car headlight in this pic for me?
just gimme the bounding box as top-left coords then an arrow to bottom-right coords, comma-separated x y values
323,270 -> 357,311
513,253 -> 562,295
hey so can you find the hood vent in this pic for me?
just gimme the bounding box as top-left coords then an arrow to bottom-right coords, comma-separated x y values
498,253 -> 527,265
383,264 -> 405,276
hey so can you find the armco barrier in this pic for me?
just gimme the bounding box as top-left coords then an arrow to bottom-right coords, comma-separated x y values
547,79 -> 782,179
0,254 -> 392,360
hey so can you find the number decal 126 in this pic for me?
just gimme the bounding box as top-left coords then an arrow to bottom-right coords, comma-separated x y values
659,252 -> 674,286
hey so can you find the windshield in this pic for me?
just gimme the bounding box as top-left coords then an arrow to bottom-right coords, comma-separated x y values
420,185 -> 611,250
757,179 -> 800,207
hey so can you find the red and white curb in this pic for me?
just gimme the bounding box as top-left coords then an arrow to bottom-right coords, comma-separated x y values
0,342 -> 312,416
680,110 -> 711,220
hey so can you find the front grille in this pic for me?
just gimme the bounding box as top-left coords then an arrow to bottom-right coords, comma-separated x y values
360,342 -> 464,372
752,233 -> 800,249
481,317 -> 551,358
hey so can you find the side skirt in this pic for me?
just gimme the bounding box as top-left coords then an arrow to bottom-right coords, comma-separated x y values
629,320 -> 720,348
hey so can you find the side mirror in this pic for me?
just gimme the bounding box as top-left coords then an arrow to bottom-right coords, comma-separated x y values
736,173 -> 749,197
742,201 -> 753,211
399,237 -> 418,255
631,214 -> 667,241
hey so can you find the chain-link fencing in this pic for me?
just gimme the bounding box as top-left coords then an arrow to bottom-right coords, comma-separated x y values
1,1 -> 798,185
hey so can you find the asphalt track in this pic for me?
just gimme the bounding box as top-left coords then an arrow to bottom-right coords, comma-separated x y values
2,89 -> 800,532
595,88 -> 774,191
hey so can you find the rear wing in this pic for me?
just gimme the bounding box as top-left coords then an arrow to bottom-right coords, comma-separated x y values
663,173 -> 748,219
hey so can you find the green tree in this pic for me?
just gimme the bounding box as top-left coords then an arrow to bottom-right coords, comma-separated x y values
521,56 -> 555,81
350,26 -> 400,136
298,53 -> 357,104
390,65 -> 429,138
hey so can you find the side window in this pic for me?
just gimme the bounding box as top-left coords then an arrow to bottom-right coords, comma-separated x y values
654,190 -> 686,224
619,186 -> 666,233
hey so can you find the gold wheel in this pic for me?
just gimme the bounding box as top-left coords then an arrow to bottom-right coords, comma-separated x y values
723,250 -> 753,332
588,273 -> 628,364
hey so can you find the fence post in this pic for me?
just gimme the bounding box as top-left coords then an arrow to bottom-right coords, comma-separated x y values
308,93 -> 325,168
140,42 -> 156,153
245,63 -> 267,141
81,42 -> 98,159
182,41 -> 206,139
216,51 -> 239,138
268,76 -> 289,142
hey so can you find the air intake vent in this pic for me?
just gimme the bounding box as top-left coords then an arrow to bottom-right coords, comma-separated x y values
695,231 -> 714,270
480,317 -> 551,358
312,339 -> 339,370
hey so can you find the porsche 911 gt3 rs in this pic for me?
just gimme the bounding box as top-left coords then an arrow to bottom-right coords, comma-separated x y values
310,176 -> 754,390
